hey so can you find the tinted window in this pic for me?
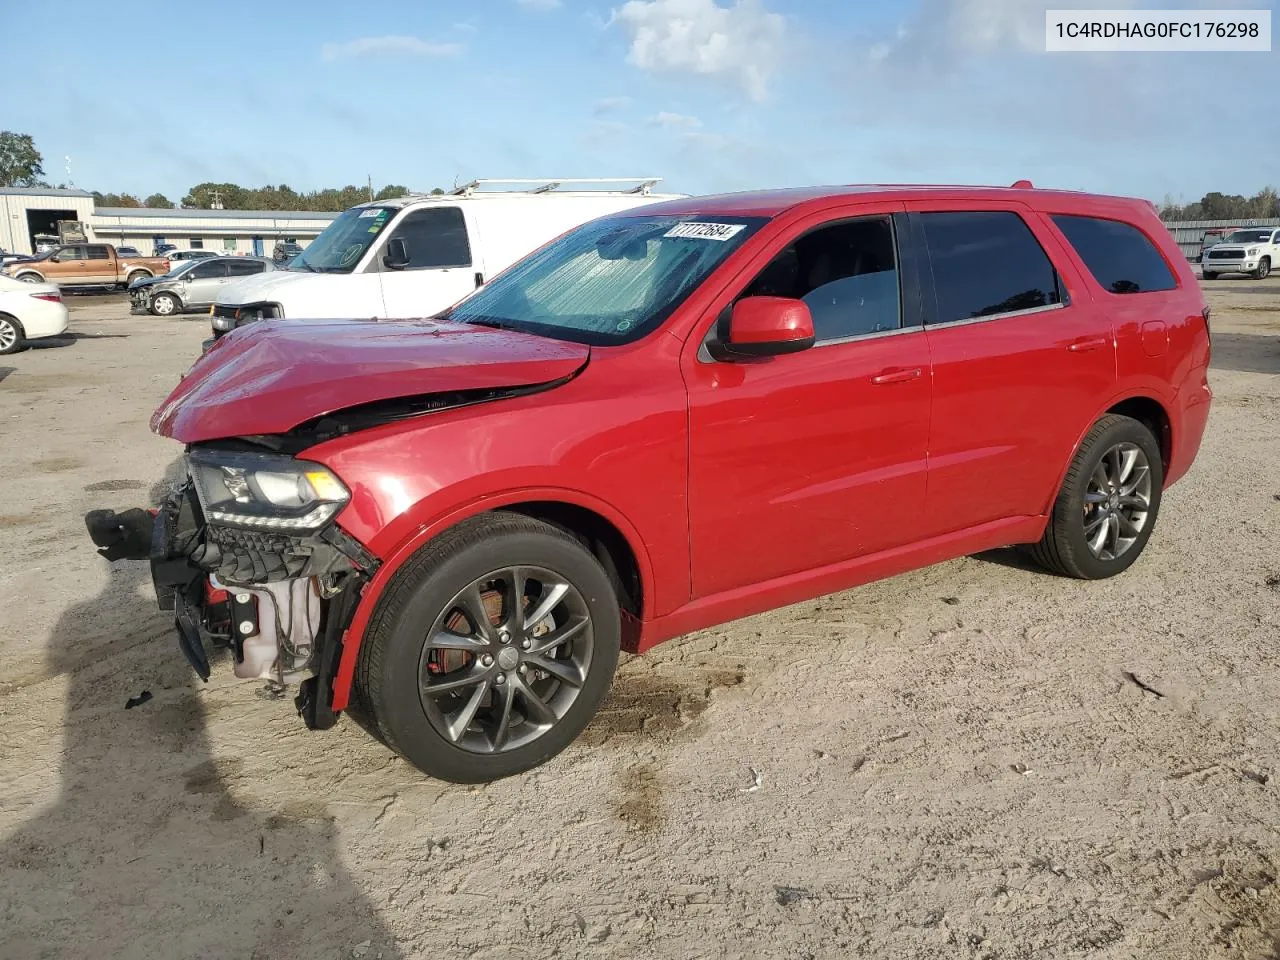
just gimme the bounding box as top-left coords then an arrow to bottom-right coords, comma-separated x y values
742,217 -> 900,341
87,245 -> 110,260
189,261 -> 227,279
227,260 -> 264,277
390,207 -> 472,269
1052,215 -> 1176,295
920,212 -> 1062,323
58,246 -> 86,260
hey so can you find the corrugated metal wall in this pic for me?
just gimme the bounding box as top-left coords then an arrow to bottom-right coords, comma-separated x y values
1163,218 -> 1280,260
1,194 -> 96,254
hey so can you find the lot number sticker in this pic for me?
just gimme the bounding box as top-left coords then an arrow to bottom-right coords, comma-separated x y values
664,222 -> 746,241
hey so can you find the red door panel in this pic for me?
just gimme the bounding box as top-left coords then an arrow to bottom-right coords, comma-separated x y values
908,202 -> 1117,536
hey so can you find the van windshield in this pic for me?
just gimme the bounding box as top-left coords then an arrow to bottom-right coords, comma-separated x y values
446,214 -> 767,345
287,206 -> 396,273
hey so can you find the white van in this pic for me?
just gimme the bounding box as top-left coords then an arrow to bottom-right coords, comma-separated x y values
209,178 -> 684,338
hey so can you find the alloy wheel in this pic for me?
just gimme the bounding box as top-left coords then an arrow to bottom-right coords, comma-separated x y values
417,565 -> 594,754
0,317 -> 16,351
1082,441 -> 1152,561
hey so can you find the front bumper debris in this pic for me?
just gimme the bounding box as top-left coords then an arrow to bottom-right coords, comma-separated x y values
85,476 -> 378,729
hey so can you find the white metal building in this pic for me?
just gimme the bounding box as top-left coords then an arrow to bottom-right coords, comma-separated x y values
0,187 -> 336,256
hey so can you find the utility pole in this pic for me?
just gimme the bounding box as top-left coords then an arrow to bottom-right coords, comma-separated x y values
367,175 -> 374,202
209,189 -> 224,210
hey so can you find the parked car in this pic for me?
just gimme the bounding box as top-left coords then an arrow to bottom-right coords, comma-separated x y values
129,256 -> 276,316
0,251 -> 35,269
0,274 -> 69,354
1,243 -> 170,289
1197,226 -> 1240,262
153,243 -> 177,257
87,182 -> 1212,783
165,250 -> 220,269
115,245 -> 143,257
209,178 -> 682,340
1201,226 -> 1279,280
272,241 -> 303,263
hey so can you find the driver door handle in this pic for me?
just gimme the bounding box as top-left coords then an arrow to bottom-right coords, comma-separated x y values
871,367 -> 922,385
1068,336 -> 1109,353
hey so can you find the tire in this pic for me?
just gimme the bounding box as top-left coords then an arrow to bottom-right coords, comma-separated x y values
1028,414 -> 1163,580
0,313 -> 26,354
1255,257 -> 1271,281
356,511 -> 621,782
1201,271 -> 1217,281
150,292 -> 181,316
126,271 -> 149,287
15,272 -> 42,284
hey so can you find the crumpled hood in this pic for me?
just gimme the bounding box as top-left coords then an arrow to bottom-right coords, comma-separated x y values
151,318 -> 590,443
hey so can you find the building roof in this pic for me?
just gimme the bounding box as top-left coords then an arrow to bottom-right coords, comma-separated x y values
93,206 -> 339,221
0,186 -> 93,198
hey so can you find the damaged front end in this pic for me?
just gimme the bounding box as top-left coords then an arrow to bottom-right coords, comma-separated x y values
85,446 -> 378,730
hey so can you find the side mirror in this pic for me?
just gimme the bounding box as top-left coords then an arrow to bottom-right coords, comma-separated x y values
711,296 -> 815,360
383,238 -> 410,270
50,255 -> 61,263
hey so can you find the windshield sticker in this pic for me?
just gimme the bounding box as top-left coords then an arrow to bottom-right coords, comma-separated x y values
664,222 -> 746,242
358,208 -> 380,218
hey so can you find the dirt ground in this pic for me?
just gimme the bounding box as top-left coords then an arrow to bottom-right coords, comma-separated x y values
1,277 -> 1277,960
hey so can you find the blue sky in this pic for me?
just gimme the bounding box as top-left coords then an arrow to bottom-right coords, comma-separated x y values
4,0 -> 1276,205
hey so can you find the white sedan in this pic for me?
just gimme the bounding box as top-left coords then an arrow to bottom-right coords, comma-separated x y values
0,274 -> 70,354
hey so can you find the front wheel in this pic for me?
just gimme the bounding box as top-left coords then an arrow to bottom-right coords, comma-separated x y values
0,313 -> 27,354
356,512 -> 621,782
126,271 -> 149,287
1255,258 -> 1271,280
1028,414 -> 1163,579
1202,271 -> 1217,281
150,292 -> 180,316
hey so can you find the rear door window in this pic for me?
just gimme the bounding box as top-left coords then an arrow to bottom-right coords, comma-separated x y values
387,207 -> 472,269
919,211 -> 1062,323
227,260 -> 265,277
87,245 -> 111,260
1051,215 -> 1176,294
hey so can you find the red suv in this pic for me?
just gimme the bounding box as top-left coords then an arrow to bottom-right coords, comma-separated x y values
87,184 -> 1212,782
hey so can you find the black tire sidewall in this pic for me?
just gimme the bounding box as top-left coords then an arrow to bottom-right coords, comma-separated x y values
371,527 -> 621,783
1057,418 -> 1164,579
0,314 -> 26,355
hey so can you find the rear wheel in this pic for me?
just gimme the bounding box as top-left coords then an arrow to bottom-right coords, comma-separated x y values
1255,257 -> 1271,280
15,273 -> 41,284
0,313 -> 26,354
1028,415 -> 1163,579
1202,270 -> 1217,281
356,512 -> 621,782
150,292 -> 180,316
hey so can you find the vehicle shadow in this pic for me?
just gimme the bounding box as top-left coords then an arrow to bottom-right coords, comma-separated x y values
970,546 -> 1045,574
1208,331 -> 1280,375
0,561 -> 403,959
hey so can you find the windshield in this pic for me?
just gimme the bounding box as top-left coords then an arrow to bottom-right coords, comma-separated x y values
447,214 -> 767,345
164,259 -> 200,278
286,205 -> 396,273
1224,230 -> 1273,244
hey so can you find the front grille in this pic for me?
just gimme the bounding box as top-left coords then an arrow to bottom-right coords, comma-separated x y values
1208,249 -> 1244,260
212,304 -> 238,320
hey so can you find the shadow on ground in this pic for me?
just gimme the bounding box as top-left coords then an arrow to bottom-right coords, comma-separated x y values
1209,332 -> 1280,375
0,558 -> 402,958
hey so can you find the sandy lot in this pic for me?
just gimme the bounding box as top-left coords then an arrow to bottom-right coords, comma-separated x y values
1,279 -> 1278,960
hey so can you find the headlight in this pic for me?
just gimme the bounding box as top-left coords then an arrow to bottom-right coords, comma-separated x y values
211,315 -> 236,332
1246,247 -> 1259,256
187,449 -> 350,532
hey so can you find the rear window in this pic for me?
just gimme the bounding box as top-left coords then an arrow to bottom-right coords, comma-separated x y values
919,211 -> 1063,324
1052,215 -> 1176,295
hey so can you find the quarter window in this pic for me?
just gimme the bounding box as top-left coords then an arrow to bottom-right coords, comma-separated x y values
741,217 -> 901,342
388,207 -> 472,269
1051,215 -> 1176,294
920,211 -> 1062,323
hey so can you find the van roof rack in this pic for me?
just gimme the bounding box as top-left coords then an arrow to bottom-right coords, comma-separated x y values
450,177 -> 663,197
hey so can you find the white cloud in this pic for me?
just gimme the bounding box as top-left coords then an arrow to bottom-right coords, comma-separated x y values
453,21 -> 478,33
320,36 -> 463,61
648,111 -> 702,129
593,96 -> 634,115
611,0 -> 786,102
515,0 -> 563,10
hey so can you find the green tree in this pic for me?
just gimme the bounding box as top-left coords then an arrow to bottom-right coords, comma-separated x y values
144,193 -> 171,208
374,184 -> 409,200
92,191 -> 142,208
0,131 -> 45,187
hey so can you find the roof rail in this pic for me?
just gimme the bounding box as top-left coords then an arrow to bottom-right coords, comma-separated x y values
450,177 -> 663,197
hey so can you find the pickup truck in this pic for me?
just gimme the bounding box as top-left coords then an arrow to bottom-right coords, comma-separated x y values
1201,226 -> 1280,280
0,243 -> 171,289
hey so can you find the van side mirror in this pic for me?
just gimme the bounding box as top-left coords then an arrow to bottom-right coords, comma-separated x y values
383,238 -> 410,270
710,296 -> 816,361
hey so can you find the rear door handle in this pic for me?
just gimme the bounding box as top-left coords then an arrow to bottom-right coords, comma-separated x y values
1068,336 -> 1109,353
871,367 -> 922,385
